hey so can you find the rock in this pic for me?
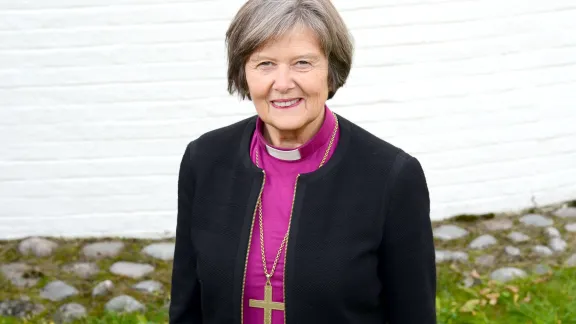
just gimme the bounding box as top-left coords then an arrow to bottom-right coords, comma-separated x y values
435,250 -> 468,263
18,237 -> 58,257
507,231 -> 530,243
53,303 -> 87,323
533,264 -> 551,275
0,263 -> 41,287
433,225 -> 469,241
475,255 -> 496,267
142,242 -> 175,261
532,245 -> 553,257
553,207 -> 576,218
565,223 -> 576,232
505,246 -> 521,257
469,234 -> 497,250
490,267 -> 527,283
549,237 -> 567,253
62,262 -> 99,279
82,241 -> 124,259
483,218 -> 513,231
40,281 -> 79,302
110,262 -> 154,279
462,275 -> 482,288
565,254 -> 576,267
105,295 -> 145,313
132,280 -> 163,294
93,280 -> 115,297
544,227 -> 561,238
520,214 -> 554,227
0,300 -> 45,318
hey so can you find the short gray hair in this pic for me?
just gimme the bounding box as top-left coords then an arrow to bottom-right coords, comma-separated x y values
225,0 -> 354,100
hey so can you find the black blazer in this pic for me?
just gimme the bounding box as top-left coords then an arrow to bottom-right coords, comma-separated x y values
169,114 -> 436,324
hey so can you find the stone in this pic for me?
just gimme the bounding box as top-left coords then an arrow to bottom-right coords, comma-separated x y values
553,207 -> 576,218
469,234 -> 497,250
532,245 -> 553,257
132,280 -> 163,294
435,250 -> 468,263
483,218 -> 513,231
475,255 -> 496,267
505,246 -> 521,257
433,225 -> 469,241
110,262 -> 154,279
18,237 -> 58,257
490,267 -> 527,283
544,227 -> 561,238
62,262 -> 99,279
507,231 -> 530,243
565,223 -> 576,232
142,242 -> 175,261
462,275 -> 482,288
0,263 -> 41,287
549,237 -> 567,252
93,280 -> 115,297
520,214 -> 554,227
82,241 -> 124,259
565,254 -> 576,267
53,303 -> 87,323
105,295 -> 146,313
40,281 -> 79,302
0,300 -> 44,318
533,264 -> 551,275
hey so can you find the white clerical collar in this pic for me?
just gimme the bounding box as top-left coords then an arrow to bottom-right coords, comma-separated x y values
265,145 -> 302,161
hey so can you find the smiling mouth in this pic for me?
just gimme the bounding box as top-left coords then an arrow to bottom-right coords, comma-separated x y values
270,98 -> 303,109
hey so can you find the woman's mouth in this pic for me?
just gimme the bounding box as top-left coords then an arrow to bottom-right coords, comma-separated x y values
270,98 -> 303,109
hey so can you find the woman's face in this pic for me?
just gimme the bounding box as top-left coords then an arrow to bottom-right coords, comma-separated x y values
245,25 -> 329,136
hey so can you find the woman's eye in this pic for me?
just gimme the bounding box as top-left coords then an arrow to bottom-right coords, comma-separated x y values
296,61 -> 310,66
258,61 -> 273,67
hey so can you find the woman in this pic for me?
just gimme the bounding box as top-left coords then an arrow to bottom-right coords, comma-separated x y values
170,1 -> 436,323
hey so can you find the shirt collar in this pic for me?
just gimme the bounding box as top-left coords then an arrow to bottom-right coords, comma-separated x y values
255,106 -> 336,162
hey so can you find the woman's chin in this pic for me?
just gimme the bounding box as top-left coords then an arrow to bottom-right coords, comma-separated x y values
267,118 -> 307,132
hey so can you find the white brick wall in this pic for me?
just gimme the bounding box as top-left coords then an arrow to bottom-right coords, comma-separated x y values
1,0 -> 575,239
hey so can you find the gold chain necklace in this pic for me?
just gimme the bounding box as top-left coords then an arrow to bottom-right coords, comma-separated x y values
248,111 -> 339,324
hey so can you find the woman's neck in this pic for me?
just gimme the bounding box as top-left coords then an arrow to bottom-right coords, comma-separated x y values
263,111 -> 325,149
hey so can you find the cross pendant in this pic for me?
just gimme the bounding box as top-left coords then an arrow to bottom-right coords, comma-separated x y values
248,281 -> 285,324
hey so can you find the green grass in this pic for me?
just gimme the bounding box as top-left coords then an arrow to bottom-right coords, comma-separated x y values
436,265 -> 576,324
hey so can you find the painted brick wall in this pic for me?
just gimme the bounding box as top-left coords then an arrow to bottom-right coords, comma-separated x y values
1,0 -> 575,239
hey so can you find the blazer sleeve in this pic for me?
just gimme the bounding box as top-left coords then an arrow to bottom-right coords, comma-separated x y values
379,155 -> 437,323
169,142 -> 203,323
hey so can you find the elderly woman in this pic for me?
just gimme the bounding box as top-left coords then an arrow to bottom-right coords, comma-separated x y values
169,1 -> 436,323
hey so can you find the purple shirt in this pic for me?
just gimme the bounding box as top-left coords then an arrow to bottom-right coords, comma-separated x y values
244,106 -> 340,324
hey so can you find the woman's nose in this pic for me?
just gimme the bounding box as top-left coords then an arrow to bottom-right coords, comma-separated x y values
272,65 -> 295,93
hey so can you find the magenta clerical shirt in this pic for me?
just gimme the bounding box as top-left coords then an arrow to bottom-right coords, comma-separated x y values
244,106 -> 340,324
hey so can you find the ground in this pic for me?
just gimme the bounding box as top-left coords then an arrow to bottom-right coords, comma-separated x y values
1,200 -> 575,323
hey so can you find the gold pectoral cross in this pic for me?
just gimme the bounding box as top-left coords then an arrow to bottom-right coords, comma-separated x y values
248,281 -> 285,324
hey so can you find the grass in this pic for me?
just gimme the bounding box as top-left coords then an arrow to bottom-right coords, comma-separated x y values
436,265 -> 576,324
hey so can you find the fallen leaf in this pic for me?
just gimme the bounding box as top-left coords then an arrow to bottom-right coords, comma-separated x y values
486,292 -> 500,300
460,299 -> 480,313
479,288 -> 491,295
522,293 -> 531,303
471,269 -> 481,279
533,276 -> 551,284
506,285 -> 519,294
